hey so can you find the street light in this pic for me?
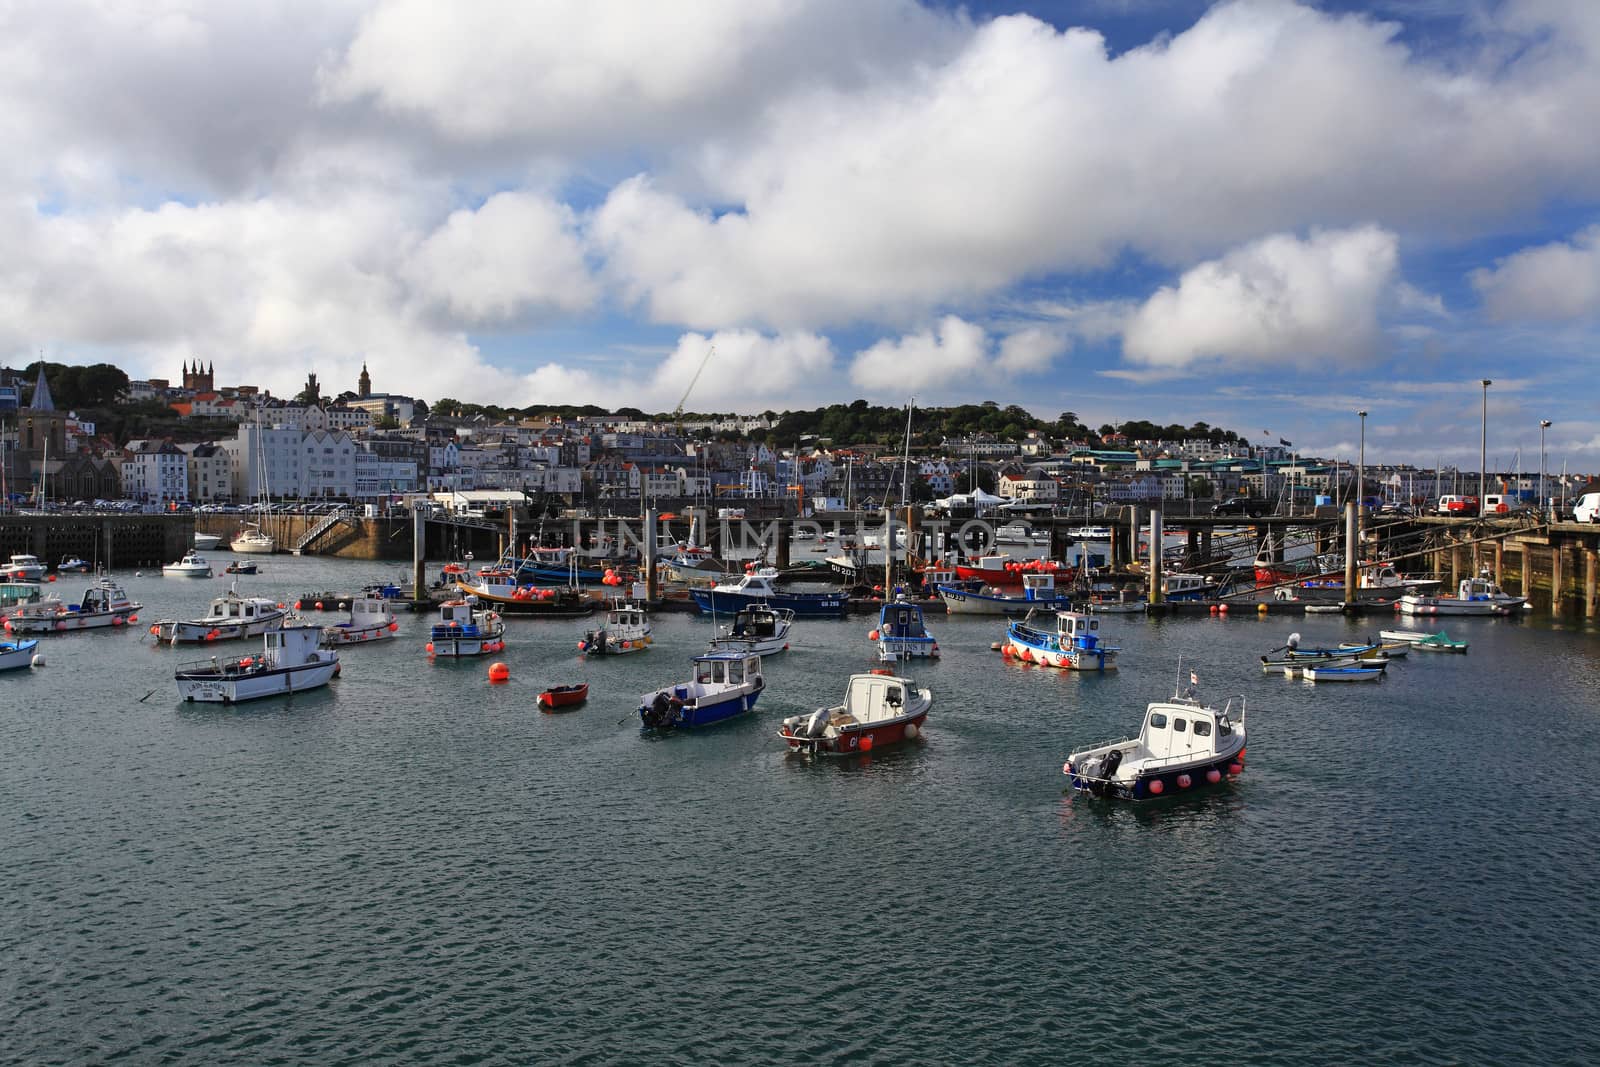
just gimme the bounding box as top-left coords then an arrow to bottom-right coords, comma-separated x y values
1479,379 -> 1492,513
1540,419 -> 1552,520
1357,410 -> 1367,515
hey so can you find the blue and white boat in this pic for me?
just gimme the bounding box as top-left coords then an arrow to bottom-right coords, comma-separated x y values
936,571 -> 1075,616
1005,609 -> 1119,671
707,603 -> 794,656
874,596 -> 939,661
1160,572 -> 1225,601
691,568 -> 846,618
639,651 -> 765,730
0,637 -> 39,672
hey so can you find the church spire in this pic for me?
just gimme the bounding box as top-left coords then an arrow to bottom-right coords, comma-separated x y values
29,364 -> 55,411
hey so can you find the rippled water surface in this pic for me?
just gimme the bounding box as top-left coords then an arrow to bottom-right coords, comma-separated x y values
3,558 -> 1599,1065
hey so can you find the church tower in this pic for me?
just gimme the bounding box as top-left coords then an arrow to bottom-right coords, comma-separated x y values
358,361 -> 371,399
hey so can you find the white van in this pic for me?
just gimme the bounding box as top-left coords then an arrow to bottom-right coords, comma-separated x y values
1574,492 -> 1600,523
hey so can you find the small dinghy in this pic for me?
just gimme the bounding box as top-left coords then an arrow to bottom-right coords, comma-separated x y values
538,683 -> 589,711
1381,628 -> 1468,653
1303,665 -> 1384,682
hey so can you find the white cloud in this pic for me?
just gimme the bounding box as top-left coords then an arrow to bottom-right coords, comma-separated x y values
850,317 -> 989,391
996,328 -> 1069,374
403,192 -> 598,326
1471,226 -> 1600,322
650,330 -> 836,411
1122,225 -> 1400,369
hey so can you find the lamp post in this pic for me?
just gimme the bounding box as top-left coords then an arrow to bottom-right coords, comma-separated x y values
1479,379 -> 1492,514
1357,410 -> 1367,510
1540,419 -> 1552,520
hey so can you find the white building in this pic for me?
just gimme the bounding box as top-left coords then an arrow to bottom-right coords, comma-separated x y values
122,440 -> 189,505
354,452 -> 419,499
222,423 -> 304,500
302,430 -> 360,498
181,442 -> 234,502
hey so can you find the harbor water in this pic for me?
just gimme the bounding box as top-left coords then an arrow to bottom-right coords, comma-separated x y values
3,556 -> 1598,1064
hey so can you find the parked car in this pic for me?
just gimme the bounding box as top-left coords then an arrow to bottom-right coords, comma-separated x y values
1437,495 -> 1479,516
1212,496 -> 1265,518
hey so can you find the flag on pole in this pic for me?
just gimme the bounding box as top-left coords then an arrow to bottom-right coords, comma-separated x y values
1190,670 -> 1199,686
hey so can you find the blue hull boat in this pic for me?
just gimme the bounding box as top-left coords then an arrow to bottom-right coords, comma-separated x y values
640,651 -> 766,730
691,568 -> 846,618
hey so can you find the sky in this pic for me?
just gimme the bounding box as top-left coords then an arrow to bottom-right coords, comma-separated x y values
2,0 -> 1597,470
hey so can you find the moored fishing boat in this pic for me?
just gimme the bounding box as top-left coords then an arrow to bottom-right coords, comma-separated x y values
154,589 -> 288,644
538,683 -> 589,711
2,554 -> 47,582
9,575 -> 142,634
707,602 -> 794,656
871,595 -> 939,661
1398,573 -> 1525,616
1004,609 -> 1118,670
455,575 -> 596,617
1160,572 -> 1225,601
224,559 -> 259,575
427,596 -> 505,657
690,568 -> 846,618
778,668 -> 932,755
1379,628 -> 1468,653
321,596 -> 398,646
174,625 -> 339,703
936,571 -> 1076,616
56,556 -> 91,573
638,651 -> 764,730
578,601 -> 652,655
953,554 -> 1070,590
1064,677 -> 1247,800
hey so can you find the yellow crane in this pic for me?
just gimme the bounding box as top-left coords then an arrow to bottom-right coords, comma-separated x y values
672,346 -> 715,430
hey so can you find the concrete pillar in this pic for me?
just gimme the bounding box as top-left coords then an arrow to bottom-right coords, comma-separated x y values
775,519 -> 791,569
1585,548 -> 1596,619
1550,542 -> 1563,617
1128,506 -> 1141,570
1343,502 -> 1358,599
412,508 -> 427,600
645,507 -> 659,602
1148,509 -> 1164,604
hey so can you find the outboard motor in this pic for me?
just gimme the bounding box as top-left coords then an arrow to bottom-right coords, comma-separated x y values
804,707 -> 830,738
1102,749 -> 1123,777
645,692 -> 671,728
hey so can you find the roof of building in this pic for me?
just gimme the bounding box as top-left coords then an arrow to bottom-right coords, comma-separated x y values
28,366 -> 54,411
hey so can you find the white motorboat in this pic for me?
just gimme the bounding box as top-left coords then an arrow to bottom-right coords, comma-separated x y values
163,552 -> 214,577
579,601 -> 652,655
2,554 -> 46,582
230,524 -> 276,554
1064,681 -> 1247,800
192,533 -> 223,550
427,596 -> 505,657
1398,573 -> 1526,616
154,588 -> 288,644
8,576 -> 142,634
175,625 -> 339,703
707,603 -> 794,656
778,669 -> 932,755
321,596 -> 398,646
1303,665 -> 1385,682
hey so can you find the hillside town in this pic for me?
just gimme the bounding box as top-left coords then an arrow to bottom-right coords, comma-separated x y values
0,360 -> 1587,519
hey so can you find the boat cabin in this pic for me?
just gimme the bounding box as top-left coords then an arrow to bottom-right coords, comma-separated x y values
920,567 -> 958,588
1052,610 -> 1103,648
1022,573 -> 1060,600
1161,573 -> 1216,598
203,595 -> 278,623
261,625 -> 323,668
720,570 -> 780,597
728,605 -> 782,639
681,655 -> 761,697
607,603 -> 646,628
878,598 -> 929,639
78,582 -> 132,613
1137,699 -> 1240,764
1457,575 -> 1506,600
439,598 -> 482,627
842,672 -> 911,725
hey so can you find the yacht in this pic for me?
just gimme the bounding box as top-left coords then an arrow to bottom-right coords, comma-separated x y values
230,524 -> 276,554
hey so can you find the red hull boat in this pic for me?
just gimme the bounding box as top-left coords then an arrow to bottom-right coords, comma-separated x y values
538,683 -> 589,711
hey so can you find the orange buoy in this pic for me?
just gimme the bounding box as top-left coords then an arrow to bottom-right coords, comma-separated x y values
425,641 -> 434,653
314,601 -> 323,611
388,621 -> 399,632
859,734 -> 874,752
868,629 -> 880,641
488,661 -> 510,682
